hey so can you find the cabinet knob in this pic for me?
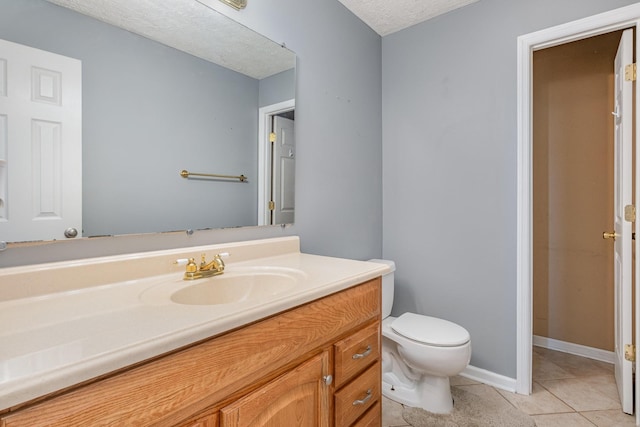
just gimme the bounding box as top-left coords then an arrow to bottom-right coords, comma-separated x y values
323,375 -> 333,385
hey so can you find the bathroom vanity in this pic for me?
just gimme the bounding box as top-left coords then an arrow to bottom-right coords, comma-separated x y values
0,237 -> 388,426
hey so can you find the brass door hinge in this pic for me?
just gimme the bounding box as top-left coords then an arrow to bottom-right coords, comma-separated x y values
268,200 -> 275,211
269,132 -> 276,143
625,63 -> 636,81
625,344 -> 635,362
625,205 -> 636,222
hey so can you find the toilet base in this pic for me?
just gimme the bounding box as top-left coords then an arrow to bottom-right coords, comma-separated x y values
382,371 -> 454,414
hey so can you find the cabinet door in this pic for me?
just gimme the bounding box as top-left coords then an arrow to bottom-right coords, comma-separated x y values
220,351 -> 330,427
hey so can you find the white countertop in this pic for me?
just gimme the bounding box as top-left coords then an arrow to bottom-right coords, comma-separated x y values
0,237 -> 389,412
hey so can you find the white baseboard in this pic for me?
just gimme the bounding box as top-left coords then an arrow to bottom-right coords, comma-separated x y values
459,365 -> 517,393
457,336 -> 614,395
533,335 -> 615,364
460,337 -> 615,396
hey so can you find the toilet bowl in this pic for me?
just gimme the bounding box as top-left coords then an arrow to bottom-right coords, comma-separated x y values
369,259 -> 471,414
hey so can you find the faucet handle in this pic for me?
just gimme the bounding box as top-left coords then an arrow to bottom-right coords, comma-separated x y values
186,258 -> 198,273
174,258 -> 197,272
198,252 -> 230,271
213,252 -> 229,269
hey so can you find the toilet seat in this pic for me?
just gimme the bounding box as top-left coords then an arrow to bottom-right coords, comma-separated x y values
390,313 -> 470,347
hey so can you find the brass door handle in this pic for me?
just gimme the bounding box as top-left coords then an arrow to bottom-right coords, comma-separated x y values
603,231 -> 618,240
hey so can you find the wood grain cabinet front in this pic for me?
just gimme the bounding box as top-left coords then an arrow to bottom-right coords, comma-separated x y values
352,400 -> 381,427
334,364 -> 381,427
0,278 -> 381,427
333,321 -> 381,426
220,351 -> 330,427
334,322 -> 380,388
178,413 -> 219,427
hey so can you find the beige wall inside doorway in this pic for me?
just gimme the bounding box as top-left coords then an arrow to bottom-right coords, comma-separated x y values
533,31 -> 623,352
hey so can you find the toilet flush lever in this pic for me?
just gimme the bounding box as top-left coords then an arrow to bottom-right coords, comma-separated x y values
603,231 -> 618,240
352,345 -> 372,360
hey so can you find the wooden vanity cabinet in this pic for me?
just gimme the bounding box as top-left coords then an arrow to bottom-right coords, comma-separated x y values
0,278 -> 381,427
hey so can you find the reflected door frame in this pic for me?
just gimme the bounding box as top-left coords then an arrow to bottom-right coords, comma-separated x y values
257,99 -> 295,225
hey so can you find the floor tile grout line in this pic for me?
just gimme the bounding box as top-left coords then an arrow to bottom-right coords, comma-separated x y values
533,378 -> 582,413
575,411 -> 600,426
456,383 -> 525,413
533,348 -> 630,423
536,375 -> 623,413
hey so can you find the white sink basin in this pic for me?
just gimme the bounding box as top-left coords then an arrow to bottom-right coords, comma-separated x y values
139,266 -> 307,306
171,271 -> 298,305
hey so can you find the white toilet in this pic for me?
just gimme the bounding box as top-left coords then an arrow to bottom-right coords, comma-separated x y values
369,259 -> 471,414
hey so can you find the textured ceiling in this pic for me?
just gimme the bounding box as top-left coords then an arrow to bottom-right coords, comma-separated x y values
44,0 -> 295,80
337,0 -> 479,36
45,0 -> 478,78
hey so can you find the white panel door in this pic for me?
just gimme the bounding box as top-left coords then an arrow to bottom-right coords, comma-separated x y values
272,116 -> 295,225
0,38 -> 81,242
611,28 -> 633,415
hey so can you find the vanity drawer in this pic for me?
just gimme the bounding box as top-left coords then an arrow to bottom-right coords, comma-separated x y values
352,400 -> 381,427
334,364 -> 380,427
334,321 -> 380,387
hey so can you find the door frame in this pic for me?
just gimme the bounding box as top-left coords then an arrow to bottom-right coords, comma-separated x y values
516,3 -> 640,399
257,99 -> 295,225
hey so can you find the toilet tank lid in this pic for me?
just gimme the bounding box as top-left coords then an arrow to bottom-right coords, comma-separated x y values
367,259 -> 395,272
391,313 -> 470,347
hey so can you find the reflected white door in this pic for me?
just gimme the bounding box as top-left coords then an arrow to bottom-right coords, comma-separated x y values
611,28 -> 633,415
272,116 -> 295,225
0,38 -> 81,242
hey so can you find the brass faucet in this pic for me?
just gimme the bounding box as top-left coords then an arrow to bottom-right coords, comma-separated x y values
181,252 -> 228,280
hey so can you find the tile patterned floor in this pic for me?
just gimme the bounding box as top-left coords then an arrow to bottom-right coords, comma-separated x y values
382,346 -> 636,426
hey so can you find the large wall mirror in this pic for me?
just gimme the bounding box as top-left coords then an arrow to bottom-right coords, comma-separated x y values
0,0 -> 296,245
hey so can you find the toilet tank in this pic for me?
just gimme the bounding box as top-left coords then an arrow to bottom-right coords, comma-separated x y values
368,259 -> 395,319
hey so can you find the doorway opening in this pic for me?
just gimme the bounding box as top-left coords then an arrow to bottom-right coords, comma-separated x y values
257,99 -> 295,225
531,29 -> 629,415
532,30 -> 621,363
516,5 -> 640,421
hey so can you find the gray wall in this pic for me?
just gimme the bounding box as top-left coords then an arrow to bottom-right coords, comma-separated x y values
231,0 -> 383,259
259,68 -> 295,107
0,0 -> 259,237
382,0 -> 637,378
0,0 -> 382,266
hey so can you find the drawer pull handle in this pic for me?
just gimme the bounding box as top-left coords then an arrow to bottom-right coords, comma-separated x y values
352,345 -> 372,360
323,375 -> 333,385
352,389 -> 373,406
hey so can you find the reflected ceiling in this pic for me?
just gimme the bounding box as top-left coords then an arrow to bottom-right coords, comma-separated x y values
45,0 -> 293,79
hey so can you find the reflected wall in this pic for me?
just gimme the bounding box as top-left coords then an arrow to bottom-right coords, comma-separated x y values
0,0 -> 295,238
